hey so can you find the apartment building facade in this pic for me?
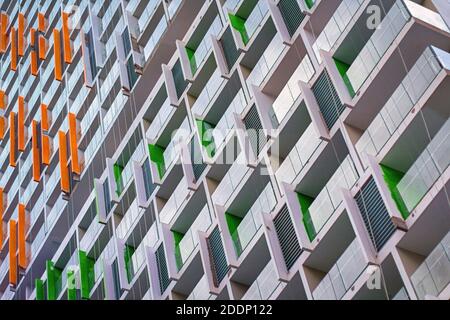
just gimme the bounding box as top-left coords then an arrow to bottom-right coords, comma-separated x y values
0,0 -> 449,301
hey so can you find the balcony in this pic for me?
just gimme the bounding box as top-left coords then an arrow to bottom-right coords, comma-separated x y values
187,275 -> 214,300
246,33 -> 285,91
126,222 -> 159,282
300,155 -> 359,241
174,205 -> 212,271
0,255 -> 9,282
114,141 -> 147,197
272,54 -> 315,125
230,183 -> 276,258
396,118 -> 450,214
159,178 -> 190,225
80,219 -> 104,252
143,16 -> 168,62
312,0 -> 365,64
212,153 -> 251,207
356,46 -> 447,165
336,0 -> 449,98
168,0 -> 182,19
192,69 -> 226,118
410,231 -> 450,299
210,89 -> 247,153
103,93 -> 127,132
242,260 -> 281,300
116,199 -> 143,240
138,0 -> 160,34
146,98 -> 174,142
276,123 -> 324,185
312,238 -> 367,300
83,128 -> 103,165
186,15 -> 223,76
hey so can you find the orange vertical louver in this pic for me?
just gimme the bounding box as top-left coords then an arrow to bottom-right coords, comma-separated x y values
18,14 -> 26,56
41,103 -> 49,131
9,112 -> 16,167
9,220 -> 17,286
0,13 -> 8,53
32,120 -> 41,182
38,13 -> 46,33
53,29 -> 63,81
42,134 -> 51,165
18,96 -> 26,151
0,116 -> 5,140
31,50 -> 38,75
62,12 -> 72,64
11,27 -> 17,71
0,90 -> 6,109
38,35 -> 47,60
68,113 -> 81,175
18,204 -> 27,269
58,131 -> 70,193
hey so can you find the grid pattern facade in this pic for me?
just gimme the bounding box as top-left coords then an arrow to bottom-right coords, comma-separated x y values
0,0 -> 449,301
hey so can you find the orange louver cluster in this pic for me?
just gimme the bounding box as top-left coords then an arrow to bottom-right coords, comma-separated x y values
18,13 -> 26,56
58,131 -> 70,193
9,220 -> 17,286
0,13 -> 8,53
18,204 -> 27,269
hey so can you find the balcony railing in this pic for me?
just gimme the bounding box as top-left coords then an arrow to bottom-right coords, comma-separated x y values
192,69 -> 225,117
175,205 -> 212,270
168,0 -> 182,19
411,231 -> 450,299
211,89 -> 247,151
312,0 -> 365,64
246,33 -> 284,90
29,194 -> 45,226
146,98 -> 173,141
127,222 -> 160,281
103,93 -> 126,132
276,123 -> 324,184
84,128 -> 103,164
187,275 -> 214,300
144,16 -> 168,61
244,0 -> 269,43
116,141 -> 147,196
31,225 -> 47,256
138,0 -> 160,34
242,260 -> 280,300
313,239 -> 367,300
305,155 -> 359,239
356,46 -> 445,165
397,118 -> 450,212
47,197 -> 67,230
188,16 -> 223,75
116,199 -> 142,240
159,178 -> 190,224
231,183 -> 277,257
212,153 -> 250,207
80,219 -> 103,252
346,0 -> 411,94
272,54 -> 315,124
0,255 -> 10,281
